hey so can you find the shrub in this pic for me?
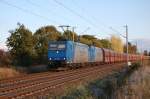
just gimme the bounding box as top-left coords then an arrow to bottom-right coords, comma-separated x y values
0,67 -> 19,79
0,49 -> 12,67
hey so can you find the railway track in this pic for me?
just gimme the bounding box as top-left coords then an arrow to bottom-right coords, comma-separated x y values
0,63 -> 126,99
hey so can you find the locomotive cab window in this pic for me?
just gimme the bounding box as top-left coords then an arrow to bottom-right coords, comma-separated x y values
49,44 -> 57,50
50,44 -> 57,47
58,44 -> 65,49
49,44 -> 66,50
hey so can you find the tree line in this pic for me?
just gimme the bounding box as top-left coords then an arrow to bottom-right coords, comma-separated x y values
2,23 -> 138,67
143,50 -> 150,56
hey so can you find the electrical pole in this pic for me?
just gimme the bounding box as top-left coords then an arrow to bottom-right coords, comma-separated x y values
135,41 -> 138,53
125,25 -> 129,66
72,27 -> 76,42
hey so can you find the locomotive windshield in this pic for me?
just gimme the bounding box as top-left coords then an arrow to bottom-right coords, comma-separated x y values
49,44 -> 66,50
58,44 -> 65,49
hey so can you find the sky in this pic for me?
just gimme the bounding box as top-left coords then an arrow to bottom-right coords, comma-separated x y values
0,0 -> 150,50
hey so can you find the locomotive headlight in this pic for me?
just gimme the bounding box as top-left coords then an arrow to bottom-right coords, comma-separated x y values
64,58 -> 66,60
49,58 -> 51,60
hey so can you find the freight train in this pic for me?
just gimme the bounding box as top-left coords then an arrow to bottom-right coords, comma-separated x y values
48,41 -> 143,68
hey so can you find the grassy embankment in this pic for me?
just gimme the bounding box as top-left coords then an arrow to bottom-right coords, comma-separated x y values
50,63 -> 142,99
0,67 -> 20,79
115,61 -> 150,99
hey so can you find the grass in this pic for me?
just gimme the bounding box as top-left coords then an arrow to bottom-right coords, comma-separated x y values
143,74 -> 150,98
118,66 -> 150,99
51,63 -> 142,99
0,67 -> 20,79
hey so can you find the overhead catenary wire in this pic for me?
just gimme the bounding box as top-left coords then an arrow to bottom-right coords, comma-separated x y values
1,0 -> 124,39
26,0 -> 98,35
109,27 -> 126,38
53,0 -> 112,37
26,0 -> 72,24
0,0 -> 58,24
71,1 -> 109,31
52,0 -> 101,32
71,0 -> 124,37
53,0 -> 125,39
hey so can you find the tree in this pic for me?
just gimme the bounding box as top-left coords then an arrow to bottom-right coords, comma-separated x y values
61,30 -> 78,41
79,35 -> 103,47
7,23 -> 33,66
111,35 -> 123,52
144,50 -> 148,56
82,35 -> 96,41
92,39 -> 102,48
148,52 -> 150,56
33,25 -> 61,64
79,35 -> 111,48
124,42 -> 137,54
79,36 -> 93,45
0,49 -> 12,67
99,39 -> 111,49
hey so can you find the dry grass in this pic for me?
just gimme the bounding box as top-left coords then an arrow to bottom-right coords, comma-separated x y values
54,63 -> 149,99
0,67 -> 20,79
115,65 -> 150,99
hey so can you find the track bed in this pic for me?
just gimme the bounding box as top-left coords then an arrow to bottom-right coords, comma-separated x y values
0,63 -> 126,99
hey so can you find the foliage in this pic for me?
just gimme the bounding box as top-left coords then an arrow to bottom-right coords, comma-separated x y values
79,36 -> 93,45
0,49 -> 12,66
7,23 -> 33,66
143,50 -> 148,56
61,30 -> 78,41
99,39 -> 111,49
92,39 -> 102,48
0,67 -> 20,79
33,25 -> 61,64
111,35 -> 123,52
80,35 -> 105,48
124,42 -> 137,54
82,35 -> 96,41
